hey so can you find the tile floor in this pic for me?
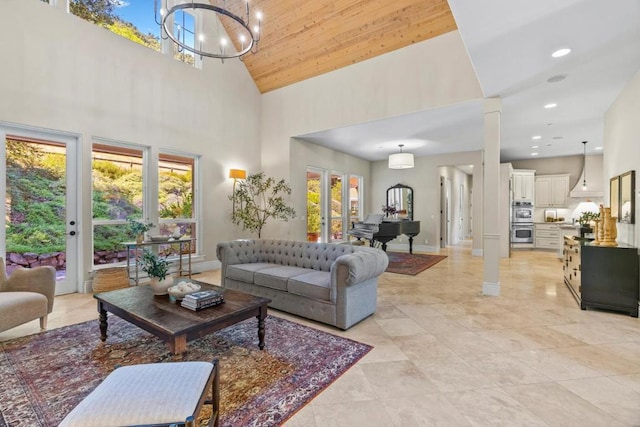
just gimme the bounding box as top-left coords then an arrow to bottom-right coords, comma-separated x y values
2,242 -> 639,426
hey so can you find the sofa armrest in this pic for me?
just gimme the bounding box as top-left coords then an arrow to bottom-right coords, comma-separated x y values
216,240 -> 260,266
331,249 -> 389,287
4,266 -> 56,313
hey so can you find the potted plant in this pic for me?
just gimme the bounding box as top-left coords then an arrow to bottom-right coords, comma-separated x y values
138,248 -> 172,295
128,218 -> 154,243
229,172 -> 296,238
577,211 -> 599,238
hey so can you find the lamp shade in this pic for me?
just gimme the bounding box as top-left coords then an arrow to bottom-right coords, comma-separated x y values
572,201 -> 599,220
229,169 -> 246,179
388,153 -> 414,169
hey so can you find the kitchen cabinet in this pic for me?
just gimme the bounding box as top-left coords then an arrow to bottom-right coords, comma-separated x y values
535,174 -> 569,208
535,224 -> 559,249
513,170 -> 535,202
563,236 -> 639,317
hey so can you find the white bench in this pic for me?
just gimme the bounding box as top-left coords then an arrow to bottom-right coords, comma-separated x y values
59,361 -> 219,427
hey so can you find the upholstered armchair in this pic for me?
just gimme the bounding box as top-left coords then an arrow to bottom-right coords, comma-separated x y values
0,257 -> 56,333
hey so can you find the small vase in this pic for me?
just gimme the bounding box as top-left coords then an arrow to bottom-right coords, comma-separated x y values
149,276 -> 174,295
136,234 -> 144,244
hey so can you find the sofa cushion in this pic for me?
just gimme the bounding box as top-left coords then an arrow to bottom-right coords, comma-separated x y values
254,266 -> 312,291
288,271 -> 331,301
226,263 -> 279,283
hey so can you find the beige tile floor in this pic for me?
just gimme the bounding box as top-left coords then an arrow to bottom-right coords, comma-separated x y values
2,242 -> 639,426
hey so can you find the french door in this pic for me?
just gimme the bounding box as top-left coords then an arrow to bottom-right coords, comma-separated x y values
1,124 -> 79,295
306,168 -> 362,243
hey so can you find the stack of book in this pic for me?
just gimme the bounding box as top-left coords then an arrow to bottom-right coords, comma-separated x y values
181,290 -> 225,311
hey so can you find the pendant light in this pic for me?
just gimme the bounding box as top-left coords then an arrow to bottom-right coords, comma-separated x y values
388,144 -> 414,169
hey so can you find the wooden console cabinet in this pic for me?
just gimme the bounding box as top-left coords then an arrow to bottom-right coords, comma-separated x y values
564,236 -> 639,317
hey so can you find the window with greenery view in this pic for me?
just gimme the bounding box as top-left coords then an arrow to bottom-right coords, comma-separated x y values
158,152 -> 197,247
69,0 -> 161,53
92,143 -> 146,265
5,139 -> 67,256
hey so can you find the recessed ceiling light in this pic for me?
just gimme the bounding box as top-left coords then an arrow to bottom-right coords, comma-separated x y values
469,164 -> 474,168
544,103 -> 557,109
531,152 -> 539,156
531,145 -> 539,149
547,74 -> 567,83
552,48 -> 571,58
595,146 -> 603,150
532,135 -> 541,140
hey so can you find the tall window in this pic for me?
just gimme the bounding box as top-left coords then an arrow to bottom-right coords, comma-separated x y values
92,143 -> 146,265
158,152 -> 197,246
173,9 -> 196,65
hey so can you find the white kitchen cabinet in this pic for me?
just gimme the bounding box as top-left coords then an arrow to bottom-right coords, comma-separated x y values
535,174 -> 569,208
535,223 -> 560,249
513,170 -> 535,202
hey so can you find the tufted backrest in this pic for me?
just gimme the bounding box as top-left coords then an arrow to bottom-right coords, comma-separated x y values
218,239 -> 363,272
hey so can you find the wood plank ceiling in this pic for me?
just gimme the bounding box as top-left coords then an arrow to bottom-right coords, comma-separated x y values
215,0 -> 457,93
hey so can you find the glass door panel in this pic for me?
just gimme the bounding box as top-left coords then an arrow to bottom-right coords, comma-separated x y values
2,128 -> 78,295
330,172 -> 344,242
306,169 -> 322,242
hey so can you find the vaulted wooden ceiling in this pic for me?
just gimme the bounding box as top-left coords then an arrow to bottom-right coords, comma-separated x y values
218,0 -> 458,93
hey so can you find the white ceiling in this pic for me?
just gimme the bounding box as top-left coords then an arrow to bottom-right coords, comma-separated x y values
296,0 -> 640,163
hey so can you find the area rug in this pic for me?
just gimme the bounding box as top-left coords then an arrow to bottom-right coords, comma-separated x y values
385,252 -> 447,275
0,315 -> 371,427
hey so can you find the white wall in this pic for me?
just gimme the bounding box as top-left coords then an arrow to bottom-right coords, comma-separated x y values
0,1 -> 262,286
372,151 -> 483,253
604,68 -> 640,246
260,30 -> 483,238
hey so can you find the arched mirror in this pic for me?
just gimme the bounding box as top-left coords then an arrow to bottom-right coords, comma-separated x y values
386,183 -> 413,220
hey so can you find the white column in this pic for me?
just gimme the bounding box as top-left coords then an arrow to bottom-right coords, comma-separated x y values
482,98 -> 501,296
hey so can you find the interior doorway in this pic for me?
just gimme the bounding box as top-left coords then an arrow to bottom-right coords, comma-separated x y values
1,124 -> 79,295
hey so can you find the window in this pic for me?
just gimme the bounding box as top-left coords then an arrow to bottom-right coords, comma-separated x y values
158,152 -> 198,253
92,143 -> 146,265
172,9 -> 196,65
69,0 -> 161,52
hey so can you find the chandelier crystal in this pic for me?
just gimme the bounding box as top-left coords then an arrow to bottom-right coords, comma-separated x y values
155,0 -> 262,62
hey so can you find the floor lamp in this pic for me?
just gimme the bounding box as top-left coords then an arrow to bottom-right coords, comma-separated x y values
229,169 -> 247,214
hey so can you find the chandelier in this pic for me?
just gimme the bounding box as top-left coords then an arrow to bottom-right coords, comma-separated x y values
154,0 -> 262,62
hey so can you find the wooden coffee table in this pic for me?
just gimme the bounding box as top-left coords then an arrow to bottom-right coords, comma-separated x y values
94,282 -> 270,354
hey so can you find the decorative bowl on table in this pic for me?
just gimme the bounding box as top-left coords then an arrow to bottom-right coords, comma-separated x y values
168,281 -> 201,300
148,235 -> 172,242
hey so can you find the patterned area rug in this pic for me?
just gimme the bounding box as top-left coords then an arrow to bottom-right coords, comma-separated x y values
385,252 -> 447,275
0,316 -> 371,427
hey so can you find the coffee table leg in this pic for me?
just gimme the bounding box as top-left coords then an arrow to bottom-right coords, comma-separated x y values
98,303 -> 108,342
257,305 -> 267,350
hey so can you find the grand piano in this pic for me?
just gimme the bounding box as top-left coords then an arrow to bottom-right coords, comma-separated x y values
374,219 -> 421,254
349,183 -> 421,253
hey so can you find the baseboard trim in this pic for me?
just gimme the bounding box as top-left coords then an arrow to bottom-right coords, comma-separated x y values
482,281 -> 500,296
472,248 -> 483,257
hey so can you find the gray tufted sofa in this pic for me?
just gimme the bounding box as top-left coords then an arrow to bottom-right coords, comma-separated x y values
216,239 -> 389,330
